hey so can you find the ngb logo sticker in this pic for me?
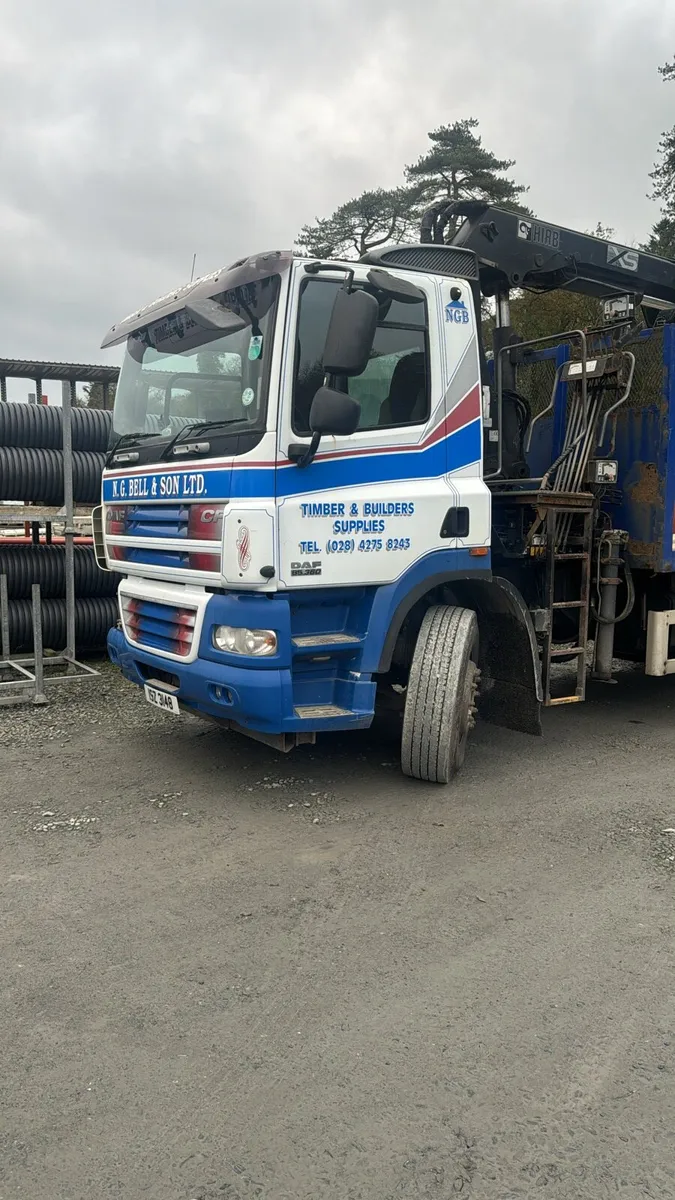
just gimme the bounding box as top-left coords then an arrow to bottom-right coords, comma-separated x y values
445,297 -> 470,325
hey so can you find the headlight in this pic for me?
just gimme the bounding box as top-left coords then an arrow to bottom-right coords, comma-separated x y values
213,625 -> 277,656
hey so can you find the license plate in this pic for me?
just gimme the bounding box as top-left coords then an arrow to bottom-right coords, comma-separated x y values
144,684 -> 179,714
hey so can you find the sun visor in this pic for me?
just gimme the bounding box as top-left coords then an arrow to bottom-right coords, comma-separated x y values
100,250 -> 293,349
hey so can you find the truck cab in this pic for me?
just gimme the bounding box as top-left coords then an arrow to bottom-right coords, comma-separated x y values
99,245 -> 512,782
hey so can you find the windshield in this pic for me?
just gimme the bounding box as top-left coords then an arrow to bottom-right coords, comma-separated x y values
112,274 -> 280,439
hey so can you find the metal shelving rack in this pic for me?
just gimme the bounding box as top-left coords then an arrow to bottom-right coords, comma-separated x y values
0,359 -> 119,705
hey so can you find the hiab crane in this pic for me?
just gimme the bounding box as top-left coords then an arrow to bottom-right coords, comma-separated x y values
440,200 -> 675,704
95,201 -> 675,781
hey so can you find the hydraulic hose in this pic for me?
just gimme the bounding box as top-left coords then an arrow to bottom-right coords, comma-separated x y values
591,554 -> 636,625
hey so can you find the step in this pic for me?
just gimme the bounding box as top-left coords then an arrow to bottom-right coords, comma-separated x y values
551,600 -> 586,610
554,552 -> 589,561
549,645 -> 585,658
294,704 -> 353,719
545,695 -> 584,706
292,633 -> 361,648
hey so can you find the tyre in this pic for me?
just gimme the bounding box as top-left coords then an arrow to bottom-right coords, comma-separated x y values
401,605 -> 479,783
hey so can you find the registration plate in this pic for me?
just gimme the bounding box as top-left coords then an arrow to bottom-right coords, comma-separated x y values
144,684 -> 179,714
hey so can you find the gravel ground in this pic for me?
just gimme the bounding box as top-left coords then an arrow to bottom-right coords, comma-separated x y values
1,660 -> 675,1199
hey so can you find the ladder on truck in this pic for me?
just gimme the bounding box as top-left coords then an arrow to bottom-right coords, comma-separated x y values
501,344 -> 635,705
537,495 -> 594,705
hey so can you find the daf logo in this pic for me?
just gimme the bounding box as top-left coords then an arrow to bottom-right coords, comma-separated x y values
291,560 -> 322,577
199,509 -> 223,524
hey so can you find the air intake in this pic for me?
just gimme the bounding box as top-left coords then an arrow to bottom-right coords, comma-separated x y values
360,243 -> 479,280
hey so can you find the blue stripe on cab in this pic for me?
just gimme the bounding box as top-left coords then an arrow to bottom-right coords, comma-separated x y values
275,418 -> 481,496
102,418 -> 481,503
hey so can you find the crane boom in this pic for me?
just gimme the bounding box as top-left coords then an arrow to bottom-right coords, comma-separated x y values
426,201 -> 675,309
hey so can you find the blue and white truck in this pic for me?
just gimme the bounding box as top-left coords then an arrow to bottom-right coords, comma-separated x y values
96,205 -> 675,781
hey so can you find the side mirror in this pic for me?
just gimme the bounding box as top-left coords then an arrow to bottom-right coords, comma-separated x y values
366,268 -> 425,304
309,386 -> 360,436
288,387 -> 360,468
323,288 -> 379,376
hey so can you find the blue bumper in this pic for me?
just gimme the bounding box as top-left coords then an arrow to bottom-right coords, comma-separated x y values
107,625 -> 374,734
108,549 -> 490,735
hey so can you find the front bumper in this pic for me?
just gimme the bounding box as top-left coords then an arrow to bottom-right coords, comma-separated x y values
108,624 -> 292,731
107,625 -> 372,734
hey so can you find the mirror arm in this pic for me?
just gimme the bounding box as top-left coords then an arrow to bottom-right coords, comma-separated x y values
288,431 -> 321,468
304,262 -> 355,293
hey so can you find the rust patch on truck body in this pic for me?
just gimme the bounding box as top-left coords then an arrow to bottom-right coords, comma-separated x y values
629,462 -> 662,507
625,461 -> 664,569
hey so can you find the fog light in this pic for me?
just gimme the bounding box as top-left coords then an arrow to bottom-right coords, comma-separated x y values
213,625 -> 277,656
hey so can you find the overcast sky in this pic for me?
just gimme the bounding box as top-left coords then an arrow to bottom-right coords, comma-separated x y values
1,0 -> 674,398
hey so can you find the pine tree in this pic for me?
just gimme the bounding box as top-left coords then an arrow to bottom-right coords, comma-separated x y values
295,119 -> 530,255
405,118 -> 530,241
645,215 -> 675,259
296,186 -> 424,260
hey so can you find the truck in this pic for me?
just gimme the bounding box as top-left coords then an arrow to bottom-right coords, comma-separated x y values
95,204 -> 675,782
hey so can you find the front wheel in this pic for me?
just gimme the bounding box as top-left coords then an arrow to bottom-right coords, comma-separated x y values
401,605 -> 479,783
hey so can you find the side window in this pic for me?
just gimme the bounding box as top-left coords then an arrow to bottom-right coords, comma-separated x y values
292,279 -> 429,435
348,328 -> 427,429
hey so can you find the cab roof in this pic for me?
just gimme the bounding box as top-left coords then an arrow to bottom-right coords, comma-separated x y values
101,250 -> 294,349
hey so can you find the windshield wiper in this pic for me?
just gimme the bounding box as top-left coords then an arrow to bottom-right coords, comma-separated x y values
159,418 -> 245,461
105,431 -> 158,467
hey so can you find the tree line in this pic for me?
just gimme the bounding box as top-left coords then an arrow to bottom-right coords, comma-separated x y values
645,56 -> 675,259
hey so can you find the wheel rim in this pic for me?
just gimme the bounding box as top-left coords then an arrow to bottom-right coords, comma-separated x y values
452,658 -> 480,773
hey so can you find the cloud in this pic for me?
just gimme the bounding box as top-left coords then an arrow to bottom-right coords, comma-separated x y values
1,0 -> 673,372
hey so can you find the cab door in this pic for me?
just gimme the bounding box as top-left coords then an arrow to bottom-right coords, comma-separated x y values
274,262 -> 482,590
437,276 -> 490,554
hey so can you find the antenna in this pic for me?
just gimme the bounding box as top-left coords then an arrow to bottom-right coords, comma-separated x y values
190,252 -> 197,282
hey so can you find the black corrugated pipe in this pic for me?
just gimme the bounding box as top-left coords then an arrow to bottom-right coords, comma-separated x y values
0,403 -> 112,452
0,545 -> 118,600
0,447 -> 105,505
7,596 -> 118,653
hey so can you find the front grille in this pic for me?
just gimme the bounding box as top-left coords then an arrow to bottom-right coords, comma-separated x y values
125,506 -> 190,538
111,544 -> 220,571
120,596 -> 197,657
121,546 -> 192,569
106,501 -> 222,573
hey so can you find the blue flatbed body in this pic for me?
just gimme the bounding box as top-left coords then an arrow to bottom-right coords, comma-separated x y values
527,323 -> 675,573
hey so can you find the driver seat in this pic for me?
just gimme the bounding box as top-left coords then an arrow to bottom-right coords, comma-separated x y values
378,352 -> 427,426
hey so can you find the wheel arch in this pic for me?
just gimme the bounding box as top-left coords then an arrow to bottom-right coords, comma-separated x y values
377,569 -> 489,673
378,572 -> 542,736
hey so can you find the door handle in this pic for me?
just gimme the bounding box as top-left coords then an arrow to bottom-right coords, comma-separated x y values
440,507 -> 470,538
